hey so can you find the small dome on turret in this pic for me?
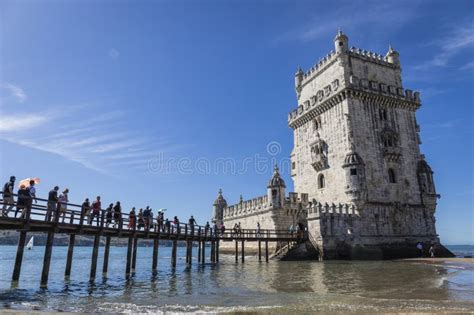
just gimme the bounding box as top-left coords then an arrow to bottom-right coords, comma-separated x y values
343,151 -> 364,166
213,188 -> 227,207
386,44 -> 400,66
334,29 -> 349,53
267,165 -> 286,188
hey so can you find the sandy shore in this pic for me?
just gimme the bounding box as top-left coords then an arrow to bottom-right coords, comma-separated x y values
400,257 -> 474,264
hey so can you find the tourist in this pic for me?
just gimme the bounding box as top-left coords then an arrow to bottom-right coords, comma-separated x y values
188,215 -> 196,235
16,185 -> 29,218
233,223 -> 239,237
289,224 -> 294,236
429,245 -> 435,258
256,222 -> 261,237
165,218 -> 170,233
128,207 -> 136,230
416,242 -> 423,257
149,208 -> 154,230
58,188 -> 69,223
220,223 -> 226,236
137,208 -> 144,229
143,206 -> 151,230
81,198 -> 91,224
213,222 -> 218,237
174,216 -> 180,234
113,201 -> 122,228
205,221 -> 210,236
28,180 -> 37,204
105,203 -> 113,227
46,186 -> 59,222
157,211 -> 164,232
90,196 -> 101,226
2,176 -> 16,217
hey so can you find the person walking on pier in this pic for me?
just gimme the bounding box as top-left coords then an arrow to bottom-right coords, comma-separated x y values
2,176 -> 16,217
113,201 -> 122,228
90,196 -> 101,226
128,207 -> 136,230
213,222 -> 218,237
157,211 -> 164,232
165,218 -> 170,233
105,203 -> 113,227
256,222 -> 261,237
81,198 -> 90,224
137,208 -> 144,229
58,188 -> 69,223
188,215 -> 196,235
205,221 -> 210,236
15,185 -> 29,218
46,186 -> 59,221
173,216 -> 180,234
144,206 -> 151,230
220,223 -> 226,236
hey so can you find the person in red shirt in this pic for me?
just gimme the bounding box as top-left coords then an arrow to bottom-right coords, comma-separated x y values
90,196 -> 101,226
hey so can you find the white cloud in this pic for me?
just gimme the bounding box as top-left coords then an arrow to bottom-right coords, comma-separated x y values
460,61 -> 474,71
278,2 -> 417,43
416,22 -> 474,69
0,114 -> 49,132
1,83 -> 27,103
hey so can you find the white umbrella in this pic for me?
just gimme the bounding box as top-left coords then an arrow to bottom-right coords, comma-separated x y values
18,177 -> 40,188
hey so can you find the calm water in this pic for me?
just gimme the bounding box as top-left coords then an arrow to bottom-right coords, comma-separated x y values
0,245 -> 473,313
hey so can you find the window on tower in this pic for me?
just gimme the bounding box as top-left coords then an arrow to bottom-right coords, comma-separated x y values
388,168 -> 396,183
350,168 -> 357,176
318,174 -> 325,189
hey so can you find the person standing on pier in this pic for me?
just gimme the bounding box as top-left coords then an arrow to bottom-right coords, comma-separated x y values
213,222 -> 218,237
128,207 -> 136,230
15,185 -> 29,218
137,208 -> 144,229
220,223 -> 226,236
143,206 -> 151,230
105,203 -> 113,227
188,215 -> 196,235
58,188 -> 69,223
173,216 -> 180,234
205,221 -> 210,236
81,198 -> 90,224
46,186 -> 59,221
157,211 -> 164,232
256,222 -> 261,237
2,176 -> 16,217
113,201 -> 122,228
165,218 -> 170,233
90,196 -> 101,226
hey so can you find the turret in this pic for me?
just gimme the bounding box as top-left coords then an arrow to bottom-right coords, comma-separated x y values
385,45 -> 400,67
417,155 -> 438,206
342,147 -> 368,206
267,165 -> 286,208
212,189 -> 227,225
334,29 -> 349,53
295,67 -> 303,99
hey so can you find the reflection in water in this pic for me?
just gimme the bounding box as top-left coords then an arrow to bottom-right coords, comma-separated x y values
0,246 -> 472,313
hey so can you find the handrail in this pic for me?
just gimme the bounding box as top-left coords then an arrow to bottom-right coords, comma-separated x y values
0,192 -> 307,240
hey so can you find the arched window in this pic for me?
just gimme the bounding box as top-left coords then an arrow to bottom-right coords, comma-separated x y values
388,168 -> 396,183
318,174 -> 325,189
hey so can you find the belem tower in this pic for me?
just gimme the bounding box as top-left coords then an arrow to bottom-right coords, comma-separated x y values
211,31 -> 453,259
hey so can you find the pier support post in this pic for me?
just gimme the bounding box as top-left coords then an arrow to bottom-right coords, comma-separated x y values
102,236 -> 111,274
40,230 -> 55,287
241,240 -> 245,263
132,237 -> 138,270
186,240 -> 193,265
265,241 -> 269,263
12,231 -> 27,282
235,240 -> 238,263
152,238 -> 159,271
216,240 -> 219,263
90,234 -> 100,281
171,239 -> 177,267
65,234 -> 76,278
198,240 -> 202,263
201,241 -> 205,264
125,236 -> 133,275
210,240 -> 215,263
258,240 -> 262,262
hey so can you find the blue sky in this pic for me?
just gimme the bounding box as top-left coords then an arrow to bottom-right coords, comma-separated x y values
0,0 -> 472,244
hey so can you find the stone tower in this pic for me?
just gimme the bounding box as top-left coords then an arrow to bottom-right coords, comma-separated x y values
288,31 -> 450,259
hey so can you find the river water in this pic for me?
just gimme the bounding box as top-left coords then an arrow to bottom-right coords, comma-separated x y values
0,245 -> 473,313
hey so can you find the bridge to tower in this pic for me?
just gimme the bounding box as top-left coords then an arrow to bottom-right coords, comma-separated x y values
0,192 -> 306,288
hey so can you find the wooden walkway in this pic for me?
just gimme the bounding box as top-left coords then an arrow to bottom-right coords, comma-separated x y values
0,193 -> 306,288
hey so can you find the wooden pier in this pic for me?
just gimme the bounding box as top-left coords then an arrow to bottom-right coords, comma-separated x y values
0,193 -> 306,287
